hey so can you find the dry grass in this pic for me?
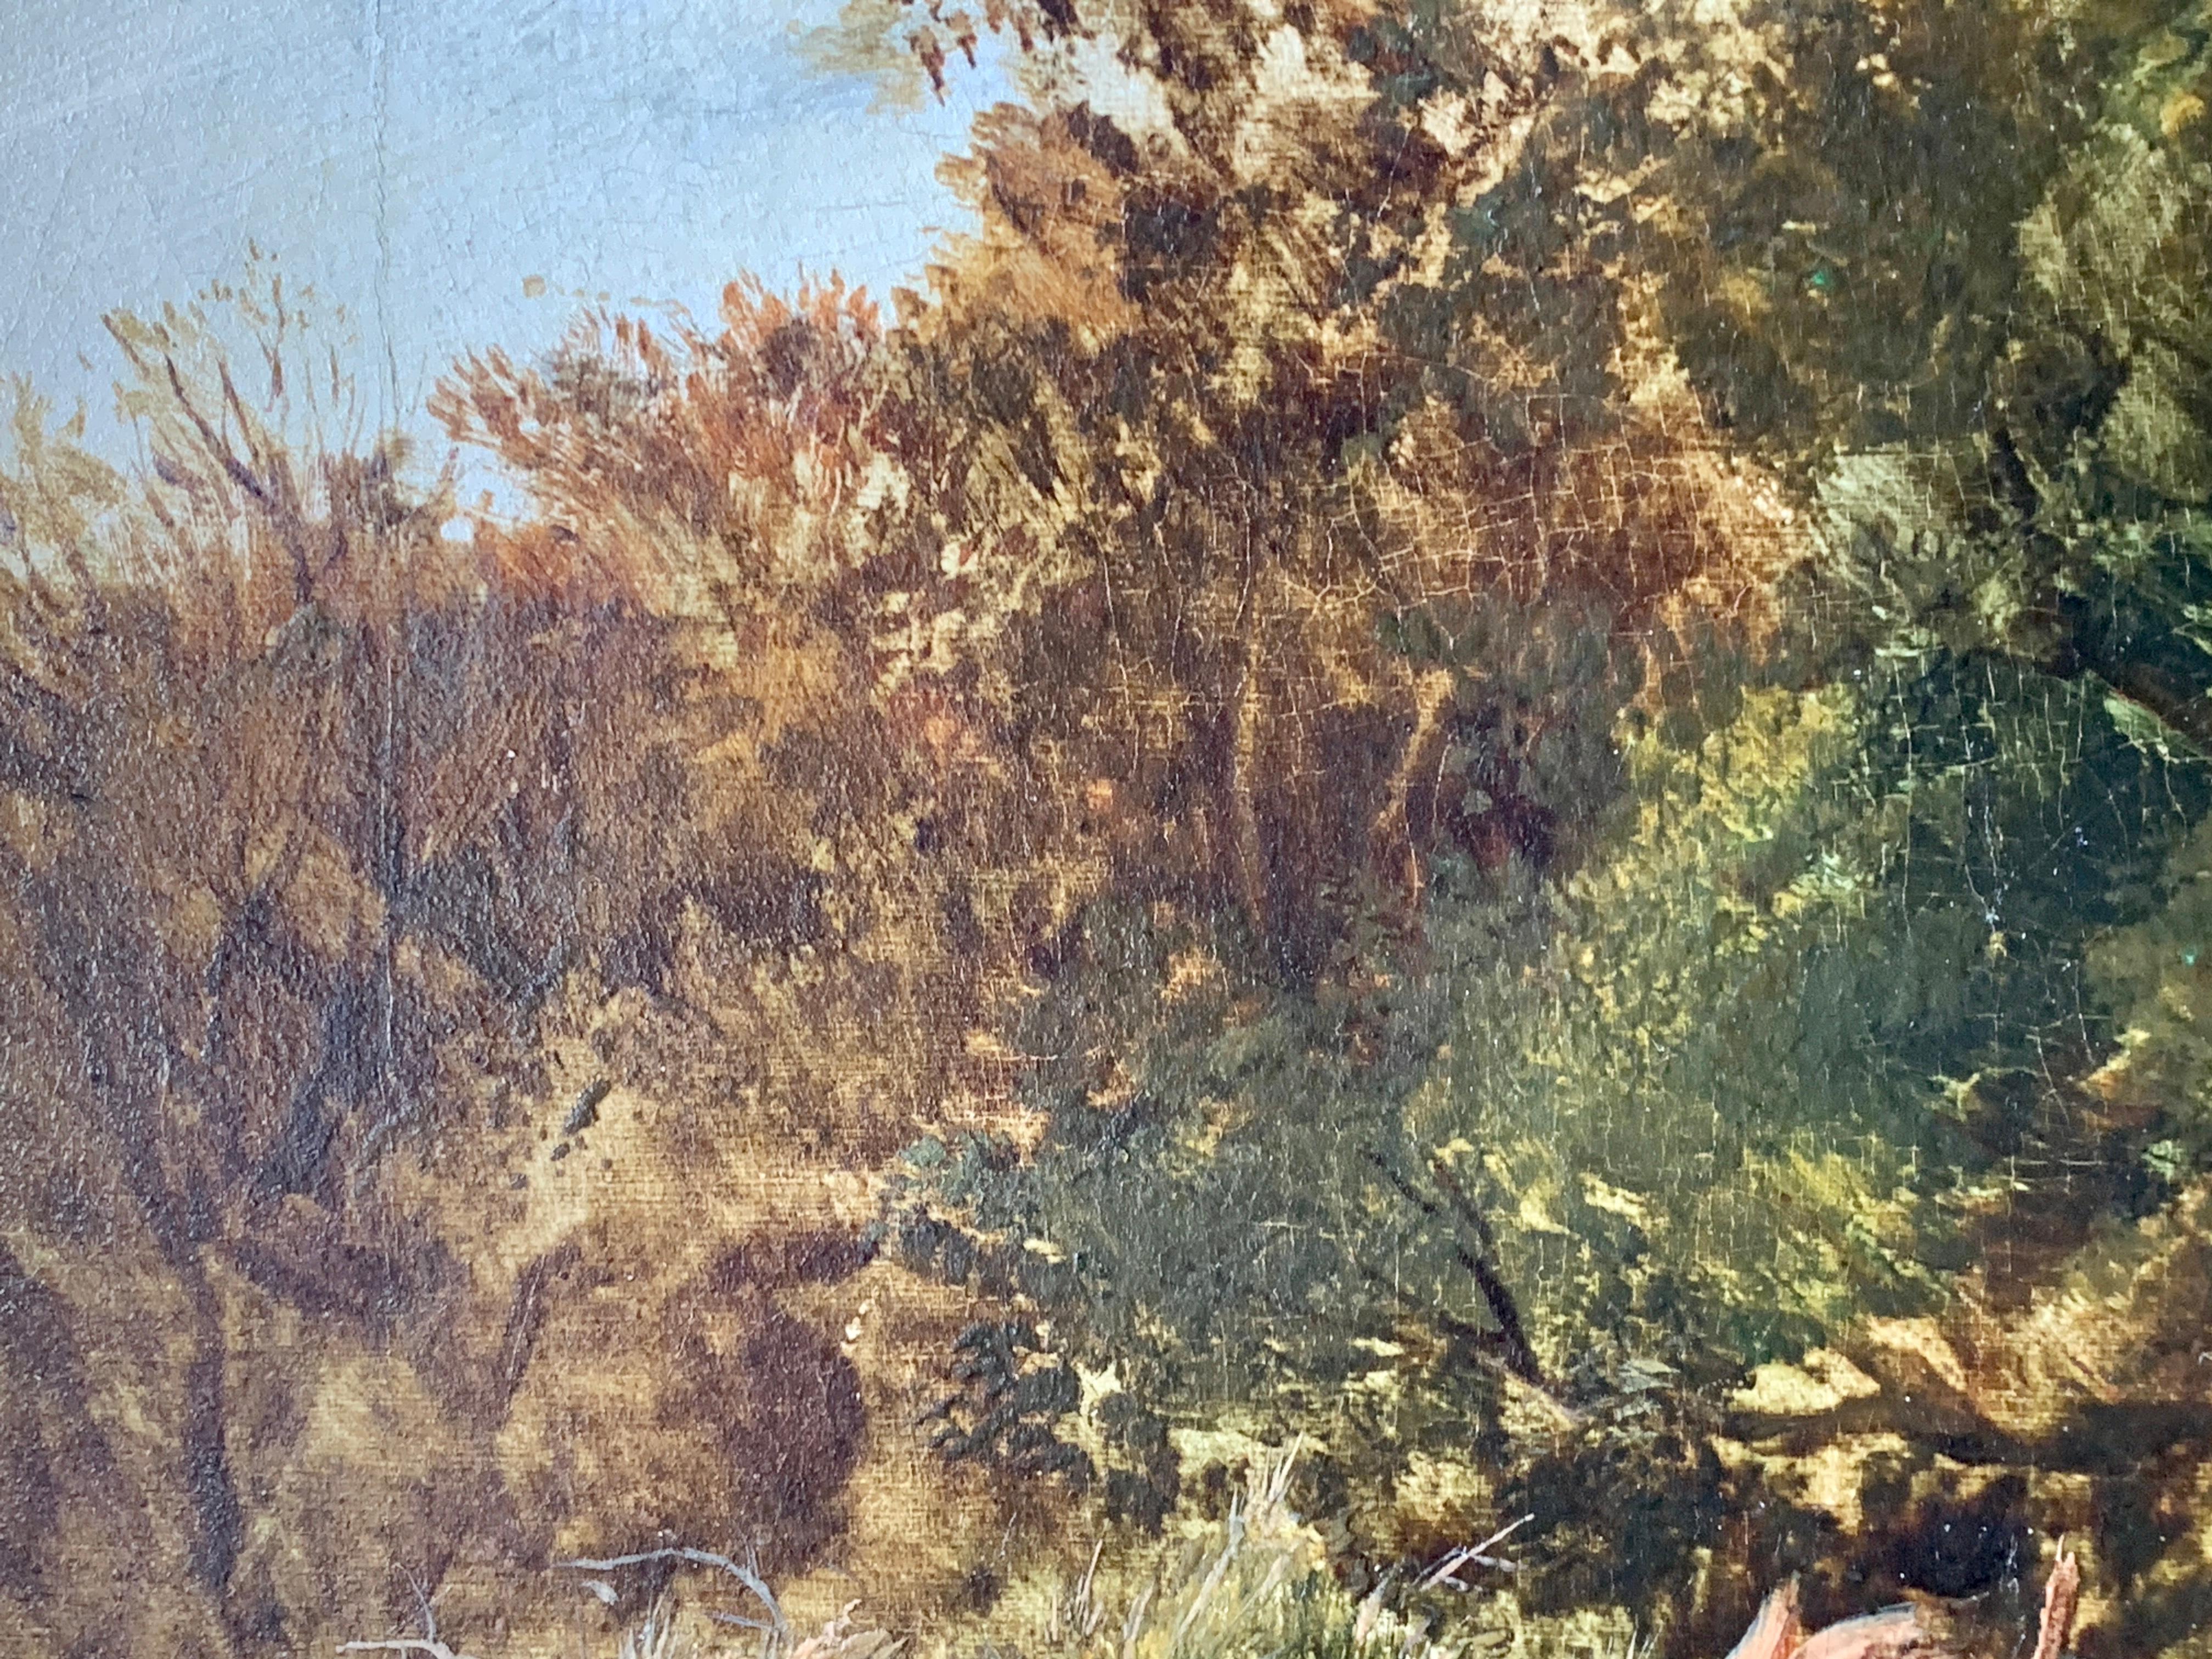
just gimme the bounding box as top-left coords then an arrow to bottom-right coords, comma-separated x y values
1020,1444 -> 1471,1659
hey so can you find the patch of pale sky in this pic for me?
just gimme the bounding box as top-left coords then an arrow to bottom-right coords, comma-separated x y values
0,0 -> 1012,477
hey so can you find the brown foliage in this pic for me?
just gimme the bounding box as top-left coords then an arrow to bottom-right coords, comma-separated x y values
0,2 -> 1837,1651
0,300 -> 1052,1652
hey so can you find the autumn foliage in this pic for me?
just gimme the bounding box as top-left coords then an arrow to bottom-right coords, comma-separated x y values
5,0 -> 2212,1655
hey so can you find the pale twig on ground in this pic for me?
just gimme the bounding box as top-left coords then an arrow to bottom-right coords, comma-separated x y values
560,1544 -> 790,1648
1051,1539 -> 1108,1644
338,1582 -> 478,1659
1418,1513 -> 1535,1592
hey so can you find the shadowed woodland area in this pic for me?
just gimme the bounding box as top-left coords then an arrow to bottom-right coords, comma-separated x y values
5,0 -> 2212,1656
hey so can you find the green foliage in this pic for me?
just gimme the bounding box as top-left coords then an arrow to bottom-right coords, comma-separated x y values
1415,651 -> 2209,1370
889,646 -> 2209,1499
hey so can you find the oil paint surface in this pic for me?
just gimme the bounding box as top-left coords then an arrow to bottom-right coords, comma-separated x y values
2,5 -> 2209,1659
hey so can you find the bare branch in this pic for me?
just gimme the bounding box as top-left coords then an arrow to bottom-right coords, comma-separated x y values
337,1576 -> 472,1659
558,1544 -> 788,1637
1417,1513 -> 1535,1592
163,356 -> 273,509
1363,1150 -> 1550,1391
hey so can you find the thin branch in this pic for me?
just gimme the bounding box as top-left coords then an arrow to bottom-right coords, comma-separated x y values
558,1544 -> 787,1635
1424,1156 -> 1502,1259
1353,1260 -> 1510,1357
162,356 -> 273,507
336,1575 -> 472,1659
1417,1513 -> 1535,1592
1363,1151 -> 1548,1389
405,1568 -> 437,1643
1426,1158 -> 1544,1389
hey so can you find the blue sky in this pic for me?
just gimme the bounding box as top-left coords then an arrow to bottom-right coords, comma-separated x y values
1,0 -> 1006,457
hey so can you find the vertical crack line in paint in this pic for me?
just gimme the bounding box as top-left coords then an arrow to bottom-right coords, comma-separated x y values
369,0 -> 399,425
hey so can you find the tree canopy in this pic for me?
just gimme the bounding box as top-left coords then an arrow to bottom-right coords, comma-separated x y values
4,1 -> 2212,1656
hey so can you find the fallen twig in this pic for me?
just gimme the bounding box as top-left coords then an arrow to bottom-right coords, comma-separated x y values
1418,1512 -> 1535,1592
337,1581 -> 478,1659
560,1543 -> 788,1643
